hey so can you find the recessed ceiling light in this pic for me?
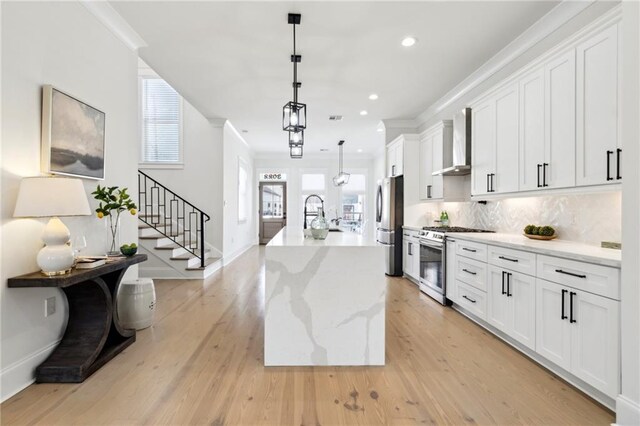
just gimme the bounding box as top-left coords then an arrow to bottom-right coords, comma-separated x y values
357,149 -> 363,153
401,36 -> 417,47
368,94 -> 378,100
360,110 -> 368,116
377,128 -> 384,132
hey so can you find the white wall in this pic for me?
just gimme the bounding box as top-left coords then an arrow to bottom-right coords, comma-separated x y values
254,155 -> 377,235
222,123 -> 256,262
139,100 -> 224,253
618,1 -> 640,423
1,1 -> 139,401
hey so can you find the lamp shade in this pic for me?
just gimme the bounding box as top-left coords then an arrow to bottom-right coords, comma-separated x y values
13,177 -> 91,218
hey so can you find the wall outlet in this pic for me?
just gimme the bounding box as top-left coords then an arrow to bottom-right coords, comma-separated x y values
45,296 -> 56,317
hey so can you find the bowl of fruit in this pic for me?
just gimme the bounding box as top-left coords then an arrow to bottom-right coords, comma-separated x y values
523,225 -> 557,240
120,243 -> 138,256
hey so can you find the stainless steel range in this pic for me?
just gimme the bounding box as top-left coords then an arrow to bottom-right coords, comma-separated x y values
418,226 -> 493,305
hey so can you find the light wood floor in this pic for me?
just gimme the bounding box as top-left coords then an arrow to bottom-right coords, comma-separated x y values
1,246 -> 614,425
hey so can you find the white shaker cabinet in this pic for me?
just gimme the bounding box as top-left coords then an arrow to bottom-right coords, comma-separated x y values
536,278 -> 620,398
471,100 -> 495,196
493,83 -> 520,194
471,83 -> 519,195
487,266 -> 536,350
519,67 -> 546,191
544,49 -> 576,189
419,134 -> 434,199
576,24 -> 621,186
386,139 -> 404,177
445,239 -> 458,303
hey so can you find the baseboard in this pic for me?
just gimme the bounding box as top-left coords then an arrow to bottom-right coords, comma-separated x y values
615,395 -> 640,425
138,266 -> 184,280
222,243 -> 255,267
0,339 -> 61,403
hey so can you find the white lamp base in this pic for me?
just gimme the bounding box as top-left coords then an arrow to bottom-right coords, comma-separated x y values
37,217 -> 74,276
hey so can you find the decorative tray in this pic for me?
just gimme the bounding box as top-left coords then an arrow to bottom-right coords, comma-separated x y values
523,234 -> 557,241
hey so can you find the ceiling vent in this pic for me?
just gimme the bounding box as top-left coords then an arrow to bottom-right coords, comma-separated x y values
329,115 -> 343,121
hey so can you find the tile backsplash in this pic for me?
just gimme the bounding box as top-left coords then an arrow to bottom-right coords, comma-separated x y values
419,191 -> 621,246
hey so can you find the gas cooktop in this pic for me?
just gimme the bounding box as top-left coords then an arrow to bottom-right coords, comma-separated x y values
421,226 -> 493,233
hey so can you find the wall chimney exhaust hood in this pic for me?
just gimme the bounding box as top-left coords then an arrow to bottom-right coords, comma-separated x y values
433,107 -> 471,176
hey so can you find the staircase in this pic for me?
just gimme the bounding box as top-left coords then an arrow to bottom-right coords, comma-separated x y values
137,170 -> 222,279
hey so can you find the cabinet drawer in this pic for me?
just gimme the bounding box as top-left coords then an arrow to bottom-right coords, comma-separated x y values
488,245 -> 536,276
456,257 -> 487,292
456,240 -> 488,262
537,255 -> 620,300
456,280 -> 487,320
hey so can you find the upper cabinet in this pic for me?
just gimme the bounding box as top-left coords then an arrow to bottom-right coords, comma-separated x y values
419,121 -> 467,201
386,139 -> 404,177
470,16 -> 621,198
576,24 -> 621,186
471,83 -> 519,195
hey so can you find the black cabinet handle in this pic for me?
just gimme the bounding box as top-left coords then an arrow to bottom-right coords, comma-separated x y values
617,148 -> 622,180
555,269 -> 587,279
408,242 -> 412,256
498,256 -> 518,263
490,173 -> 496,192
501,271 -> 506,295
561,289 -> 568,320
427,185 -> 432,199
462,268 -> 477,276
543,163 -> 549,187
392,165 -> 396,176
569,291 -> 577,323
462,295 -> 477,303
606,150 -> 613,181
506,273 -> 512,297
486,174 -> 490,193
537,164 -> 542,188
462,247 -> 477,253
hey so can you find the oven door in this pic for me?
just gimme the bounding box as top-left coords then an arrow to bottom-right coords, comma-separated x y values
419,240 -> 444,297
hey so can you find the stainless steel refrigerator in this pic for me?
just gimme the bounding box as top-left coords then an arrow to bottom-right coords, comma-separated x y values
375,176 -> 404,276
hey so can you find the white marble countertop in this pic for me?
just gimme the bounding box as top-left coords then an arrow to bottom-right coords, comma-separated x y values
267,226 -> 378,247
402,225 -> 423,232
449,233 -> 621,268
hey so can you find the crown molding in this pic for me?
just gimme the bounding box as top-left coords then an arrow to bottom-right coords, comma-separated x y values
381,119 -> 418,130
81,1 -> 147,51
207,118 -> 227,128
415,0 -> 596,128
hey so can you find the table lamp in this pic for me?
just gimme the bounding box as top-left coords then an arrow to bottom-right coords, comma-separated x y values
13,176 -> 91,275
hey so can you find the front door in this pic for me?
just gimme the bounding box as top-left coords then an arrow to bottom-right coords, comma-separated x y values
259,182 -> 287,244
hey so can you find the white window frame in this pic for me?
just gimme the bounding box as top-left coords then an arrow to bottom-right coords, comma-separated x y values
138,75 -> 184,169
340,170 -> 367,228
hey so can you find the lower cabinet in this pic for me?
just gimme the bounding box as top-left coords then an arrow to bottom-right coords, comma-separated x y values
403,235 -> 420,283
487,266 -> 536,350
536,278 -> 619,398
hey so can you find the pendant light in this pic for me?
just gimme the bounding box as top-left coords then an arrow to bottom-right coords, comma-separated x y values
333,140 -> 350,186
283,13 -> 306,134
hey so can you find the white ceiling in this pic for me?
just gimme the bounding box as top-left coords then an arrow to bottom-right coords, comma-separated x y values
111,1 -> 559,156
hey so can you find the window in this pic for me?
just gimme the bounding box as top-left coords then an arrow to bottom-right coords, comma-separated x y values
238,157 -> 249,223
301,172 -> 326,227
141,78 -> 182,164
341,174 -> 366,231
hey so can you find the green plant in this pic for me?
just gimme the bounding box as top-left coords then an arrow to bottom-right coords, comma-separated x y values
539,226 -> 555,236
92,185 -> 138,254
524,224 -> 536,235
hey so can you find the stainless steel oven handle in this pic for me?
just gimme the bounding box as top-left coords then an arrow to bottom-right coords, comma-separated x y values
419,240 -> 443,250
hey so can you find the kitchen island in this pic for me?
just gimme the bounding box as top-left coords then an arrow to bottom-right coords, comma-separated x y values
265,226 -> 386,366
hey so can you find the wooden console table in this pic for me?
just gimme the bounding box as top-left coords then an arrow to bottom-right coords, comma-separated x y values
8,254 -> 147,383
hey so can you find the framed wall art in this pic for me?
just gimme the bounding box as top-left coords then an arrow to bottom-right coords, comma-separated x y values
41,85 -> 106,180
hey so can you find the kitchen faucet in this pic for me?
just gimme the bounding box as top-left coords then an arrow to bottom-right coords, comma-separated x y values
303,194 -> 324,229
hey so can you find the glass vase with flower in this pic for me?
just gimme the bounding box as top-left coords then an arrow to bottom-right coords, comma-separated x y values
92,185 -> 137,256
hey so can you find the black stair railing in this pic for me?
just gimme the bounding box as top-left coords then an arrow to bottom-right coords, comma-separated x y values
138,170 -> 210,268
